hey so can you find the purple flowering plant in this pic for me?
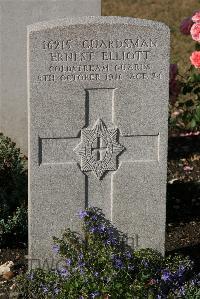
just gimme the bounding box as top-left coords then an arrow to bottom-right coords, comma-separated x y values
17,207 -> 199,298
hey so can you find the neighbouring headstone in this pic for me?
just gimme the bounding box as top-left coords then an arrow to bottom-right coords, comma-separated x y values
28,17 -> 170,267
0,0 -> 101,154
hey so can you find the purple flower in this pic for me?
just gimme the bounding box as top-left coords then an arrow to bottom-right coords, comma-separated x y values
59,267 -> 69,278
178,286 -> 185,296
180,16 -> 193,35
27,272 -> 34,281
169,64 -> 180,104
97,224 -> 106,233
103,276 -> 110,283
125,251 -> 132,259
161,270 -> 171,282
107,227 -> 114,236
111,238 -> 118,245
79,268 -> 85,275
128,265 -> 135,271
90,291 -> 100,298
91,214 -> 98,221
114,258 -> 124,269
141,259 -> 149,267
190,275 -> 200,286
54,287 -> 60,295
78,210 -> 88,219
176,265 -> 186,278
89,226 -> 96,233
78,260 -> 85,268
79,253 -> 84,260
190,279 -> 195,286
104,234 -> 118,246
52,244 -> 60,254
42,286 -> 48,293
66,258 -> 71,267
169,64 -> 178,82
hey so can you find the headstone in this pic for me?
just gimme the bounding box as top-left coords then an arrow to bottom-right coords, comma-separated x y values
0,0 -> 101,154
28,17 -> 169,267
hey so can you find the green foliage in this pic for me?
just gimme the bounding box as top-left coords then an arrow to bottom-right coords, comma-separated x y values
0,133 -> 28,246
17,208 -> 200,298
0,206 -> 28,246
184,284 -> 200,298
169,70 -> 200,131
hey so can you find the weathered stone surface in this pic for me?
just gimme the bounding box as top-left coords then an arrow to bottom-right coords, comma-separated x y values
28,17 -> 170,266
0,0 -> 101,154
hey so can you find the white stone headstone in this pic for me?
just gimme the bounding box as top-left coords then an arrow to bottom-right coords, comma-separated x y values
28,17 -> 169,267
0,0 -> 101,154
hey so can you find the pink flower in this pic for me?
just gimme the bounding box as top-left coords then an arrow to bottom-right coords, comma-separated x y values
148,278 -> 157,285
172,110 -> 183,117
183,165 -> 193,171
180,17 -> 193,35
190,51 -> 200,68
190,23 -> 200,41
192,11 -> 200,23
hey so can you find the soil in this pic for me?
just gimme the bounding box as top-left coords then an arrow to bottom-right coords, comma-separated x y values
0,248 -> 27,296
166,134 -> 200,271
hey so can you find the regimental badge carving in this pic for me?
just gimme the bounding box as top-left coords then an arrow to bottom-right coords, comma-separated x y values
74,119 -> 125,179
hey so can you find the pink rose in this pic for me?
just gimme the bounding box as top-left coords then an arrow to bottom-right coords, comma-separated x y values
180,17 -> 193,35
190,51 -> 200,68
190,23 -> 200,41
192,11 -> 200,23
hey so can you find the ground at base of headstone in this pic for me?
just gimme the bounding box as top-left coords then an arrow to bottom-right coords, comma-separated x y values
0,249 -> 27,297
166,134 -> 200,270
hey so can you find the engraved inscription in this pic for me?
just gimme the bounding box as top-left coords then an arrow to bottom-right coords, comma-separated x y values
43,40 -> 72,50
36,35 -> 162,83
74,119 -> 125,179
82,38 -> 158,49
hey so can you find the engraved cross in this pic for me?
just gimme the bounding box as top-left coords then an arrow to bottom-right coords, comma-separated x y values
39,88 -> 159,220
91,136 -> 107,161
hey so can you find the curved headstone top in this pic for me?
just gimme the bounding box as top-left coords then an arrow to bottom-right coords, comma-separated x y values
28,16 -> 169,268
28,16 -> 170,31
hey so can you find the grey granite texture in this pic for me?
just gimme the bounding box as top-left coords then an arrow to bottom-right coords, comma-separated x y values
0,0 -> 101,154
28,16 -> 170,267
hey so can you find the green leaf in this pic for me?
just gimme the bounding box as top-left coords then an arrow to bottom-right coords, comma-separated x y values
182,85 -> 193,95
189,73 -> 200,83
190,119 -> 196,128
193,87 -> 200,94
184,99 -> 194,107
195,43 -> 200,51
194,106 -> 200,122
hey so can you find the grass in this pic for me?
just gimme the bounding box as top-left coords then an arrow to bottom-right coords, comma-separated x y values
102,0 -> 200,73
